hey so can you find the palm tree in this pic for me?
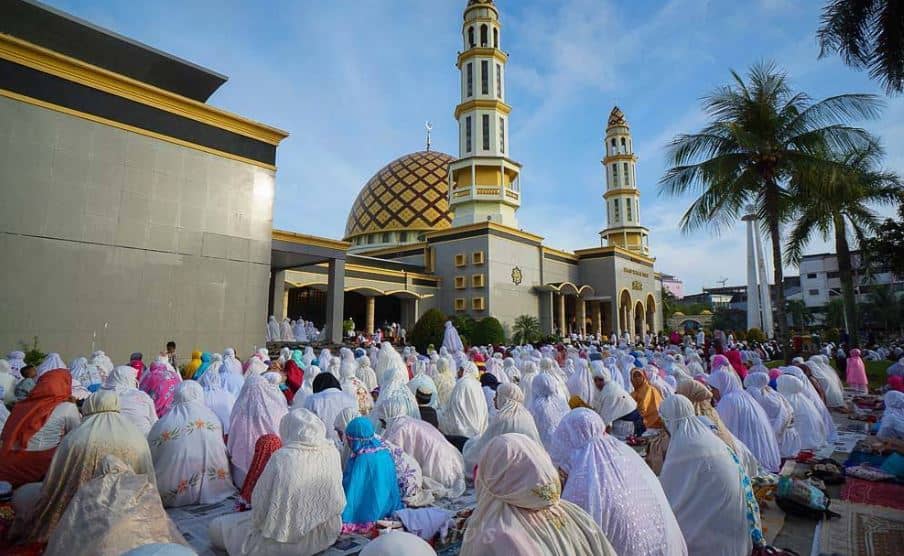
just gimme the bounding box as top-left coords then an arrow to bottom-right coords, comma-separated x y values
863,284 -> 901,333
824,297 -> 848,328
817,0 -> 904,94
512,314 -> 542,344
785,141 -> 903,345
660,61 -> 881,360
786,299 -> 814,332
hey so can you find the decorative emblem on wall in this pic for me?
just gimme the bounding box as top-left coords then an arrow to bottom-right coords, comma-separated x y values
511,267 -> 523,285
631,280 -> 643,291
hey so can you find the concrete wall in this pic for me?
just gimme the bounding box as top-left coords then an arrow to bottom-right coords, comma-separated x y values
0,98 -> 274,364
485,235 -> 541,329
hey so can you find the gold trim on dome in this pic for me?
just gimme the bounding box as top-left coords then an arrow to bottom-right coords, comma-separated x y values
0,33 -> 288,145
344,150 -> 456,240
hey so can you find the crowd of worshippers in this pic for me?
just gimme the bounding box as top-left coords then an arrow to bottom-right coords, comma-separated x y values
1,321 -> 903,556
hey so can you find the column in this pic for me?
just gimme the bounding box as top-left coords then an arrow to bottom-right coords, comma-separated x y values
745,215 -> 761,331
754,222 -> 775,338
591,301 -> 601,336
365,296 -> 375,335
324,258 -> 345,345
577,297 -> 587,336
614,302 -> 622,338
271,270 -> 287,322
557,293 -> 566,336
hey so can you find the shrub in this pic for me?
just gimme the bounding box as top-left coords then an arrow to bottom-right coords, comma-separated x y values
409,309 -> 447,353
824,327 -> 841,343
19,336 -> 46,367
747,327 -> 766,343
472,316 -> 506,346
512,314 -> 542,344
451,315 -> 477,344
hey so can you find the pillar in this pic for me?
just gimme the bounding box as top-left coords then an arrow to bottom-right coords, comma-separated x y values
325,258 -> 345,344
557,293 -> 566,336
365,296 -> 375,335
754,221 -> 775,338
745,215 -> 761,331
271,270 -> 287,322
577,297 -> 587,336
591,301 -> 601,336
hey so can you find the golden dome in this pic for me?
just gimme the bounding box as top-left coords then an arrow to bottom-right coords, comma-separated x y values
344,150 -> 456,241
607,106 -> 628,128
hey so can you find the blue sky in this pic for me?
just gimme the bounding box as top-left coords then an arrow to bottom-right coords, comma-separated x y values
47,0 -> 904,293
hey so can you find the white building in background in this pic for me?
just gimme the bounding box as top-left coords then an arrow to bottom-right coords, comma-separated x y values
799,251 -> 903,312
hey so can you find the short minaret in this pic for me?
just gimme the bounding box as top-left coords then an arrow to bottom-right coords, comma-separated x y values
448,0 -> 522,228
600,106 -> 650,255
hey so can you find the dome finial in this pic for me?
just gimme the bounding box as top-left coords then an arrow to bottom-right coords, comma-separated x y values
607,106 -> 628,128
425,121 -> 433,152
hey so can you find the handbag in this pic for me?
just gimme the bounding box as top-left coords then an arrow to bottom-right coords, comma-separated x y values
775,475 -> 840,520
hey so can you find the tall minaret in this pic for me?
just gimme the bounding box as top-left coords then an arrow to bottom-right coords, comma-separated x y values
448,0 -> 522,228
600,106 -> 650,255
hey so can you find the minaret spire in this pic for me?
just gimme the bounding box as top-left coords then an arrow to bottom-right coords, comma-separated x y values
425,121 -> 432,152
448,0 -> 522,228
600,106 -> 650,255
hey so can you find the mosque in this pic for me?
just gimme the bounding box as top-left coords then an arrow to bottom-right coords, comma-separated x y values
1,0 -> 661,361
272,0 -> 664,343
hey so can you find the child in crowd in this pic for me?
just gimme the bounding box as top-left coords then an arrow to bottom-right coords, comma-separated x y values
14,365 -> 37,401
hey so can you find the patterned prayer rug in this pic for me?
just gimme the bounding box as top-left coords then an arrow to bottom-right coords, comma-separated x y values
817,500 -> 904,556
841,478 -> 904,511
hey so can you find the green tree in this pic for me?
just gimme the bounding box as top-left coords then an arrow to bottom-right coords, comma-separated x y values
409,309 -> 447,353
660,61 -> 880,359
512,314 -> 542,345
450,315 -> 477,345
785,299 -> 814,332
785,141 -> 902,344
472,317 -> 506,346
824,297 -> 847,329
860,202 -> 904,278
712,308 -> 746,333
747,327 -> 767,343
661,288 -> 678,320
862,284 -> 901,332
817,0 -> 904,94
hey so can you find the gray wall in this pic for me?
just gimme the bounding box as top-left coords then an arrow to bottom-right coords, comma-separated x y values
0,98 -> 274,364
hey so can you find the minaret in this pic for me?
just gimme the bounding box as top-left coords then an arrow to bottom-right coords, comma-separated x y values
448,0 -> 522,228
600,106 -> 650,255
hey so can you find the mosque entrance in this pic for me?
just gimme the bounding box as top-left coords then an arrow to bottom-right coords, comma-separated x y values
343,291 -> 402,336
287,286 -> 327,329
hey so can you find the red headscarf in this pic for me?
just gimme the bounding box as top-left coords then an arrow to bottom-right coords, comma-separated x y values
0,369 -> 71,454
726,350 -> 748,380
239,434 -> 283,505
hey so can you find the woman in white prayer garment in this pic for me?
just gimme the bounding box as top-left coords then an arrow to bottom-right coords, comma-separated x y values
707,369 -> 781,472
589,362 -> 637,428
302,373 -> 357,443
208,409 -> 345,556
462,383 -> 540,479
744,372 -> 801,459
566,358 -> 595,406
658,395 -> 764,556
372,364 -> 420,421
355,355 -> 378,393
407,359 -> 439,409
196,355 -> 237,434
227,375 -> 288,486
519,360 -> 539,407
528,372 -> 570,450
777,373 -> 828,450
460,433 -> 616,556
438,361 -> 487,438
148,381 -> 235,507
807,355 -> 845,408
549,408 -> 688,556
104,366 -> 158,436
381,392 -> 466,499
783,365 -> 837,442
431,356 -> 456,410
442,320 -> 464,354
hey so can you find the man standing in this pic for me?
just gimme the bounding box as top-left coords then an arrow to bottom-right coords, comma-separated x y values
166,341 -> 178,370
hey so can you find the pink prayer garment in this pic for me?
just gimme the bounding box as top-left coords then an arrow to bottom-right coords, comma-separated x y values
845,349 -> 869,394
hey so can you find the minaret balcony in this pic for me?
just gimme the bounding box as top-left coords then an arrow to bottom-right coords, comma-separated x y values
450,183 -> 520,205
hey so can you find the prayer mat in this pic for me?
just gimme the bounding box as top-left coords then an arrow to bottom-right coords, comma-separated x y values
817,500 -> 904,556
841,478 -> 904,511
759,501 -> 785,545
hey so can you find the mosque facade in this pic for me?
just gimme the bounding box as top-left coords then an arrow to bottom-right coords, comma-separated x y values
273,0 -> 664,342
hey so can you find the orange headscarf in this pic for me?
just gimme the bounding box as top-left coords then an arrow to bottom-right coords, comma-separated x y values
0,369 -> 71,454
630,369 -> 664,429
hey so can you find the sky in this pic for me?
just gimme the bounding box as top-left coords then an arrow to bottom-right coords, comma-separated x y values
45,0 -> 904,294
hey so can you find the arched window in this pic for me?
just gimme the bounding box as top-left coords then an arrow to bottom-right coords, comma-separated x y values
493,27 -> 499,48
620,137 -> 626,153
480,25 -> 488,46
610,138 -> 616,155
468,27 -> 475,47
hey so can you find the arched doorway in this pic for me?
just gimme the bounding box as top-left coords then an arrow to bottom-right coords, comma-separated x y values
287,285 -> 327,328
634,301 -> 645,338
646,294 -> 656,334
618,290 -> 632,337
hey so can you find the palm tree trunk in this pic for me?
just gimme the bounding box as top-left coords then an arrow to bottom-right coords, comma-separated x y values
834,214 -> 859,346
766,189 -> 790,361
